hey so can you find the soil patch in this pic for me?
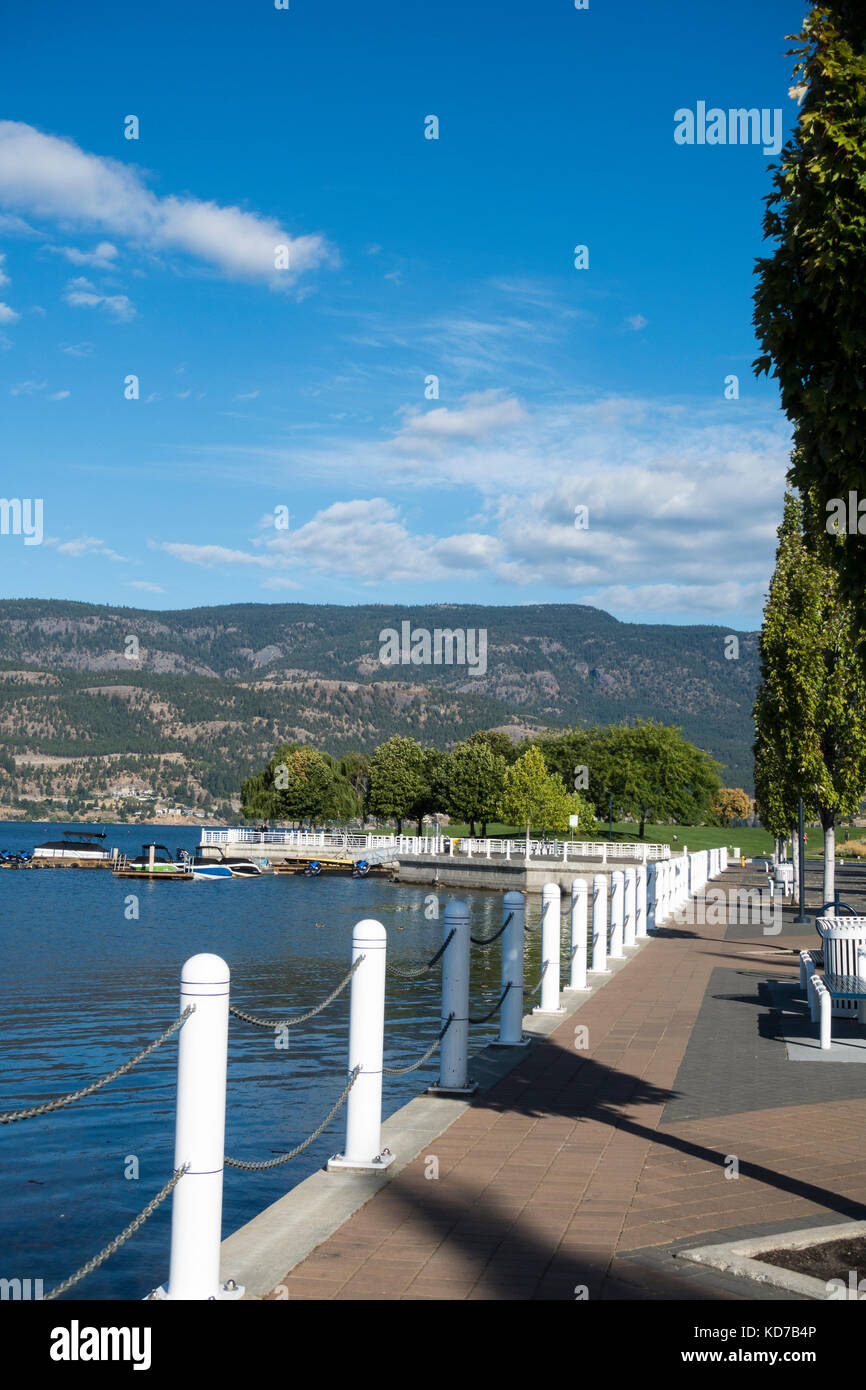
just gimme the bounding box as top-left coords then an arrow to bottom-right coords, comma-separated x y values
761,1235 -> 866,1283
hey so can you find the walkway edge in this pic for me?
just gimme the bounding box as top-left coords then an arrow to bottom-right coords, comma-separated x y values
219,938 -> 653,1297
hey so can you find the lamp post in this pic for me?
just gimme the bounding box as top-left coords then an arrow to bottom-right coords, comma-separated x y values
794,794 -> 809,924
608,791 -> 613,843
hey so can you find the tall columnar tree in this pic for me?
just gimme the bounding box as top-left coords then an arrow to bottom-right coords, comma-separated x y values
752,493 -> 866,901
753,3 -> 866,617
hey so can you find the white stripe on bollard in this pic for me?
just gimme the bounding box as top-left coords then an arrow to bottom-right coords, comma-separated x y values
609,871 -> 624,959
328,919 -> 395,1171
495,891 -> 530,1046
428,900 -> 478,1094
623,867 -> 636,949
162,954 -> 240,1300
564,879 -> 590,992
591,874 -> 609,972
534,882 -> 565,1014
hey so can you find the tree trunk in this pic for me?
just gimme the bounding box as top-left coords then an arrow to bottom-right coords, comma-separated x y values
469,820 -> 476,838
481,821 -> 488,838
525,821 -> 530,858
396,817 -> 403,834
638,813 -> 646,839
416,815 -> 423,836
822,813 -> 835,906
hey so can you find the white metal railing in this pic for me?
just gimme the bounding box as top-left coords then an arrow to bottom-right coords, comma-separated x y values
202,827 -> 672,861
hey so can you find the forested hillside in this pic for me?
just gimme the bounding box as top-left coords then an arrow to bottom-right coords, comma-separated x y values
0,599 -> 759,811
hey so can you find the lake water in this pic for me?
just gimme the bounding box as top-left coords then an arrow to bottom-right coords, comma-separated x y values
0,822 -> 543,1300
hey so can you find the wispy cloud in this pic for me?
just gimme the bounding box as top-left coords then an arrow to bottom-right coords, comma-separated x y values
46,240 -> 118,269
0,302 -> 19,323
127,580 -> 165,593
63,276 -> 135,320
54,535 -> 127,560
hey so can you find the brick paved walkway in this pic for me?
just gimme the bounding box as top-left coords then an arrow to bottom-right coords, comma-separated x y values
271,863 -> 866,1300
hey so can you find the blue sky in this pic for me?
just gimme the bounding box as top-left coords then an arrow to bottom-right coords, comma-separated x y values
0,0 -> 804,625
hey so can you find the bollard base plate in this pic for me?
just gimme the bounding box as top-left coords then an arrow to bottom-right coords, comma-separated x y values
532,1005 -> 566,1015
147,1280 -> 245,1301
562,985 -> 592,993
490,1034 -> 532,1049
327,1148 -> 396,1173
426,1080 -> 478,1096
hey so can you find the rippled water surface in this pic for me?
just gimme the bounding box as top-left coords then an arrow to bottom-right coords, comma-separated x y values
0,822 -> 543,1300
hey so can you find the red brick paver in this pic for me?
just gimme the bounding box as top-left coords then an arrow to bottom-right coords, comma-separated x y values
270,870 -> 866,1300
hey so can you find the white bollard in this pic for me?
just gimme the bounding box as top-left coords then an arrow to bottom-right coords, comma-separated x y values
591,874 -> 609,972
623,867 -> 637,949
609,871 -> 624,959
534,882 -> 565,1014
646,861 -> 657,932
429,900 -> 477,1094
819,984 -> 831,1051
496,892 -> 529,1046
565,879 -> 589,991
161,954 -> 240,1300
328,919 -> 395,1170
636,864 -> 647,938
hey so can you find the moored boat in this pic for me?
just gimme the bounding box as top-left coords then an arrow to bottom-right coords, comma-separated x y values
33,830 -> 111,862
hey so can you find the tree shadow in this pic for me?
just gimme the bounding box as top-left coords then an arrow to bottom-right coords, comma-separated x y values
342,1037 -> 866,1300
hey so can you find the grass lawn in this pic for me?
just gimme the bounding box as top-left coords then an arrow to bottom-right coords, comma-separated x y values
439,820 -> 774,856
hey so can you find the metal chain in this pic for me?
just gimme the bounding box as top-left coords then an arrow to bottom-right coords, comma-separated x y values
44,1164 -> 189,1301
386,928 -> 456,979
469,983 -> 512,1025
382,1015 -> 455,1074
528,960 -> 549,997
224,1066 -> 361,1171
229,957 -> 363,1030
0,1007 -> 195,1125
471,913 -> 513,947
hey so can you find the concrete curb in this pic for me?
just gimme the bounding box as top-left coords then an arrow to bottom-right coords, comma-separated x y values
219,936 -> 653,1298
677,1220 -> 866,1300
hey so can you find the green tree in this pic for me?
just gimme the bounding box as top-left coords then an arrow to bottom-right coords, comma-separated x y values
443,739 -> 507,836
366,736 -> 428,833
753,3 -> 866,618
592,721 -> 721,838
499,745 -> 594,850
466,729 -> 518,764
753,492 -> 866,900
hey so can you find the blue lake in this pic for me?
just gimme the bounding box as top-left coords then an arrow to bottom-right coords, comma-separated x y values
0,822 -> 543,1300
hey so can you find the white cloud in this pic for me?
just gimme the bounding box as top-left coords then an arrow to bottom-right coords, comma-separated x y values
47,240 -> 118,268
56,535 -> 127,560
63,276 -> 135,320
166,394 -> 790,620
233,389 -> 260,401
625,314 -> 648,331
0,122 -> 334,285
0,252 -> 8,286
0,301 -> 19,322
60,341 -> 94,356
156,542 -> 277,568
48,390 -> 70,400
10,379 -> 45,394
127,580 -> 165,593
